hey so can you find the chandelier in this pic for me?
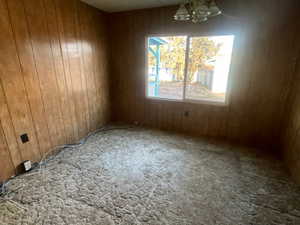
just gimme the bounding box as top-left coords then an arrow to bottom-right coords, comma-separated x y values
174,0 -> 222,23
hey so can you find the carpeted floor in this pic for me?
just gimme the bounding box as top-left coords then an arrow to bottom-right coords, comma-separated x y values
1,126 -> 300,225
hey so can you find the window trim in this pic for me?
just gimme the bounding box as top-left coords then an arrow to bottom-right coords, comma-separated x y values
145,34 -> 235,106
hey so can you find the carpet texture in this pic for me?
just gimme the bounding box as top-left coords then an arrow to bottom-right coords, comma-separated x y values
1,127 -> 300,225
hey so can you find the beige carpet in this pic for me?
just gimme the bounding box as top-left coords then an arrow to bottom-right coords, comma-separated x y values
1,126 -> 300,225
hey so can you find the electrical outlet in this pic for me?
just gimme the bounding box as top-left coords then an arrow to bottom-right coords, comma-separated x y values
184,111 -> 190,117
20,134 -> 29,143
23,160 -> 32,172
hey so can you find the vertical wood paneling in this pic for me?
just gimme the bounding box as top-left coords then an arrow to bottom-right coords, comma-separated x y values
6,0 -> 52,154
0,121 -> 15,181
78,3 -> 96,132
0,0 -> 110,182
23,0 -> 67,146
43,0 -> 74,144
109,3 -> 298,149
54,0 -> 86,139
0,83 -> 21,169
91,10 -> 109,126
74,1 -> 91,133
54,0 -> 79,141
280,8 -> 300,184
0,0 -> 41,162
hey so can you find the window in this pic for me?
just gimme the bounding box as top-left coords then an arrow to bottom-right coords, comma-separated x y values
146,35 -> 235,104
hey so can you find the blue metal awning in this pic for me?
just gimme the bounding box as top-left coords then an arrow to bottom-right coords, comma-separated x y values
149,37 -> 168,46
148,37 -> 167,97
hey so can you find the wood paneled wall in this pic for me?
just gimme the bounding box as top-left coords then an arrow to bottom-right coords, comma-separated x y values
109,2 -> 299,149
0,0 -> 110,182
281,12 -> 300,184
282,68 -> 300,183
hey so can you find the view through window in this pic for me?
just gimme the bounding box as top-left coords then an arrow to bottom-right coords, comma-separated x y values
146,35 -> 235,103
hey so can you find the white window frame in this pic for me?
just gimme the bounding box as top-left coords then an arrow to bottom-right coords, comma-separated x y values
145,34 -> 235,106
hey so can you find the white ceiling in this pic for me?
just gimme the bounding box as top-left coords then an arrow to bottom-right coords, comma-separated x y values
80,0 -> 182,12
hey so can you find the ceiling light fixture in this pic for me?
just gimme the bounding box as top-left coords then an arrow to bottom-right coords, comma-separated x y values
174,0 -> 222,23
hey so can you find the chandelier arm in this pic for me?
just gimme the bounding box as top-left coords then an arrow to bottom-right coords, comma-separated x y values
174,0 -> 222,23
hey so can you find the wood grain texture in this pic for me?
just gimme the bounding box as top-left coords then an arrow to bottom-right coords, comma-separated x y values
0,0 -> 110,182
109,3 -> 299,149
0,120 -> 15,181
280,7 -> 300,184
0,0 -> 41,164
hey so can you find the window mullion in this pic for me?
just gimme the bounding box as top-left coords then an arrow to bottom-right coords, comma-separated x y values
183,36 -> 190,100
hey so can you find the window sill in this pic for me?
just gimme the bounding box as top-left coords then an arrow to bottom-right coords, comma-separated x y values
145,96 -> 228,107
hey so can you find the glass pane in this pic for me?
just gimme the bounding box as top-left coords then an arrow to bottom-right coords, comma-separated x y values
147,36 -> 187,100
185,35 -> 235,103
